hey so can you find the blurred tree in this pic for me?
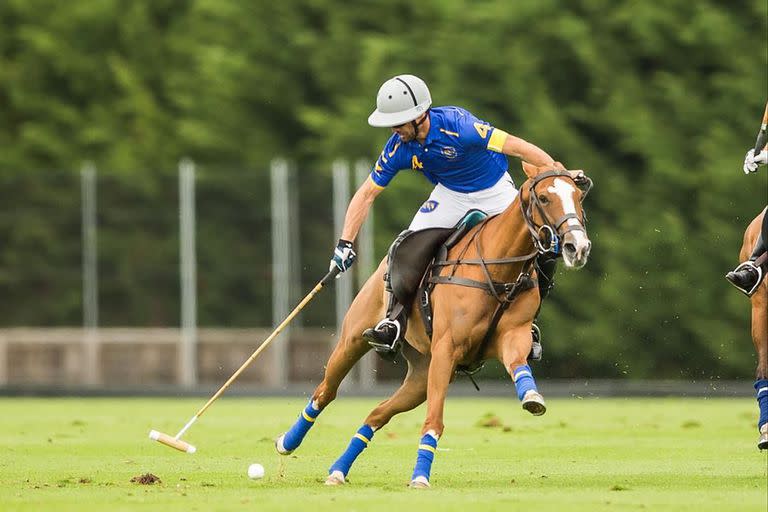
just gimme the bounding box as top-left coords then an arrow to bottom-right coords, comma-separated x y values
0,0 -> 765,379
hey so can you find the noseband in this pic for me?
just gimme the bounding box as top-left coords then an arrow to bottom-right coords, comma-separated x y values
520,170 -> 587,254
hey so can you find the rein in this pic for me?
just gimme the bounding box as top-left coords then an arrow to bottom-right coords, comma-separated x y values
522,170 -> 588,254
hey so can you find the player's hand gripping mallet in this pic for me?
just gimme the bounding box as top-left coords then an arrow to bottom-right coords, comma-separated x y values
149,268 -> 340,453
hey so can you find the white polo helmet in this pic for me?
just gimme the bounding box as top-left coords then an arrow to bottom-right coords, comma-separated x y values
368,74 -> 432,127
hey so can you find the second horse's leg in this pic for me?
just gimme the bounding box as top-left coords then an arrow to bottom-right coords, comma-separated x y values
325,343 -> 430,485
751,286 -> 768,450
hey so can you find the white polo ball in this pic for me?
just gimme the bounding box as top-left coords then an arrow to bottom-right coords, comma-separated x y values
247,463 -> 265,479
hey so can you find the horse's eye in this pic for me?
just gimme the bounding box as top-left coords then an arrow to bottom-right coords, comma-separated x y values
538,194 -> 549,204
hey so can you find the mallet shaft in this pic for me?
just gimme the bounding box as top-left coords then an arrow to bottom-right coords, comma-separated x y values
149,268 -> 339,453
191,277 -> 329,420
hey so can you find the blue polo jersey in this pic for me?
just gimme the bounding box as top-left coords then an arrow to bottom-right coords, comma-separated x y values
370,106 -> 510,193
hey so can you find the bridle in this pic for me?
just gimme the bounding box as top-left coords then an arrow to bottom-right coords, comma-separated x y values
520,170 -> 587,255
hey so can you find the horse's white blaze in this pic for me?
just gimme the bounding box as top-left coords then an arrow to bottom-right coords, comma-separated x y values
548,178 -> 590,266
548,178 -> 589,241
548,178 -> 580,229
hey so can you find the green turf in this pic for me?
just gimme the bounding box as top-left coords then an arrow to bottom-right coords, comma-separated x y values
0,396 -> 765,511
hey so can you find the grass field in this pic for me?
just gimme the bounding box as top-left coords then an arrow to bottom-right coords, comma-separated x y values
0,396 -> 766,511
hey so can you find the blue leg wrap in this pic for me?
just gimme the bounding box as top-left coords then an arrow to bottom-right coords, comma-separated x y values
512,364 -> 537,401
411,431 -> 438,482
282,400 -> 321,452
756,379 -> 768,429
329,424 -> 375,476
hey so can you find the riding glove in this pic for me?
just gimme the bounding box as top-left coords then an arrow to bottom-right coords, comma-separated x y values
743,148 -> 768,174
329,239 -> 356,275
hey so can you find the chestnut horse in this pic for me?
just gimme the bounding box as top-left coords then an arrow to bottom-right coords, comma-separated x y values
736,208 -> 768,450
276,168 -> 591,487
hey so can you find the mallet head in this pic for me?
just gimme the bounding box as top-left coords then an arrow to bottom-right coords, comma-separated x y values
149,430 -> 196,454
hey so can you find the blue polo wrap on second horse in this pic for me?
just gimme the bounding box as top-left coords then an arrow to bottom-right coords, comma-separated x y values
756,379 -> 768,428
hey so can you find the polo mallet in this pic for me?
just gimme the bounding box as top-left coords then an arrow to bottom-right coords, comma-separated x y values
753,101 -> 768,156
149,267 -> 341,453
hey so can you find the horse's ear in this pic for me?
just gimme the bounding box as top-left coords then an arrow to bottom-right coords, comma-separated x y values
521,161 -> 539,178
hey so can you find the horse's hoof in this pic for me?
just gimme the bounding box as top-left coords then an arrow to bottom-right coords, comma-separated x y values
275,434 -> 293,455
759,425 -> 768,451
325,470 -> 346,486
409,476 -> 430,489
522,390 -> 547,416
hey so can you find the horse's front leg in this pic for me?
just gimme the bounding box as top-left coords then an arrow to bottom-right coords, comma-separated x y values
325,343 -> 430,485
499,323 -> 547,416
275,328 -> 371,454
275,266 -> 385,455
751,286 -> 768,449
409,335 -> 457,489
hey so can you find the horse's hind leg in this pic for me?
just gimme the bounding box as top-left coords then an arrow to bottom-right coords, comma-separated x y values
751,286 -> 768,449
325,343 -> 429,485
275,265 -> 386,455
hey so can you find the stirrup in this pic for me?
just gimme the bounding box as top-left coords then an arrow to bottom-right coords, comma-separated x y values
725,261 -> 763,297
363,319 -> 402,361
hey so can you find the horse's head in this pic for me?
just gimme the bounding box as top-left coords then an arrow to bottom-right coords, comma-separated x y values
519,168 -> 592,269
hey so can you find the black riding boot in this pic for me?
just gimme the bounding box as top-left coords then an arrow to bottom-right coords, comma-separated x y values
530,253 -> 558,361
363,232 -> 410,361
726,216 -> 767,297
362,293 -> 405,362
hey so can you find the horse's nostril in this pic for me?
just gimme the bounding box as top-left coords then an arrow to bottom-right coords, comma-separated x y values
563,242 -> 576,254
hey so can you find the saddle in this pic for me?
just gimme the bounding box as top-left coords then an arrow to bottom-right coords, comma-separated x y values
388,210 -> 489,309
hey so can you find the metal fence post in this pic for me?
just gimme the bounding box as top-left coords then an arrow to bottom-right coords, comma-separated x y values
270,159 -> 291,387
179,158 -> 198,387
333,161 -> 353,386
354,159 -> 376,389
81,162 -> 99,386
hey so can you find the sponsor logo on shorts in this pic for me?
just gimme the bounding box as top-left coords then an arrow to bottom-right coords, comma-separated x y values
419,200 -> 439,213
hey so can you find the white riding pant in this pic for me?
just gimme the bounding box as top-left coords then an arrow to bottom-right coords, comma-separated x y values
408,172 -> 518,231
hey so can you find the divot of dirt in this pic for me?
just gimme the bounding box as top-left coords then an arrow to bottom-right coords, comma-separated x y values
131,473 -> 161,485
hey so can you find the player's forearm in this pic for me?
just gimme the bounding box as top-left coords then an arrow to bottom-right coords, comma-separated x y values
340,184 -> 377,242
502,134 -> 556,167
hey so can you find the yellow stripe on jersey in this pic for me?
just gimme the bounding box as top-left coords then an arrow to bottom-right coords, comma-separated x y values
487,128 -> 509,153
439,128 -> 459,137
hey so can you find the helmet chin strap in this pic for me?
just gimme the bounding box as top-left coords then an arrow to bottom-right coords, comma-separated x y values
410,110 -> 430,139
